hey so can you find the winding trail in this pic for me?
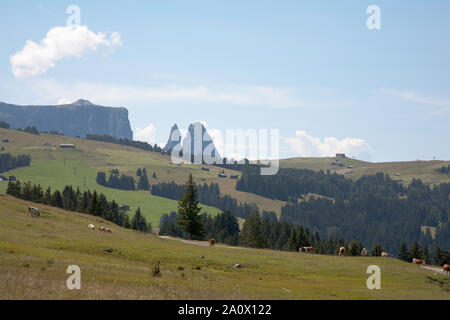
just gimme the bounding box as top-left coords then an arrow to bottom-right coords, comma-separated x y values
158,235 -> 243,249
157,235 -> 450,276
421,265 -> 448,275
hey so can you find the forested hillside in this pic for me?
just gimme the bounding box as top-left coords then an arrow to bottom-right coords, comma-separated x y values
236,167 -> 450,254
151,181 -> 260,219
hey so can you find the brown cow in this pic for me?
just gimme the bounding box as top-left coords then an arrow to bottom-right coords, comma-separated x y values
443,264 -> 450,274
338,247 -> 346,256
209,238 -> 216,247
299,246 -> 314,254
381,252 -> 390,258
412,258 -> 424,266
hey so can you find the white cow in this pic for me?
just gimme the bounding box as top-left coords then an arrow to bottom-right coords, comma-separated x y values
88,224 -> 95,230
28,206 -> 40,218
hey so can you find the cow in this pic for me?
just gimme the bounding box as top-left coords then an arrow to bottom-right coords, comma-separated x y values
88,224 -> 95,230
28,206 -> 40,218
412,258 -> 424,267
99,227 -> 112,233
361,248 -> 368,256
209,238 -> 216,247
443,264 -> 450,274
381,251 -> 390,258
338,247 -> 346,256
299,246 -> 314,254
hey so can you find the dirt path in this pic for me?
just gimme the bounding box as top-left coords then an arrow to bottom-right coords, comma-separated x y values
157,236 -> 450,275
421,265 -> 448,275
158,235 -> 243,249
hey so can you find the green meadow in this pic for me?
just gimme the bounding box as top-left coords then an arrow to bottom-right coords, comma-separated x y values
0,195 -> 448,299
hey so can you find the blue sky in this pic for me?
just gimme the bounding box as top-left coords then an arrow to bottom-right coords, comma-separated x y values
1,0 -> 449,161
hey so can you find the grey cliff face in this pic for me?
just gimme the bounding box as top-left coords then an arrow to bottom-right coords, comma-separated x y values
0,99 -> 133,140
181,122 -> 221,161
163,123 -> 181,151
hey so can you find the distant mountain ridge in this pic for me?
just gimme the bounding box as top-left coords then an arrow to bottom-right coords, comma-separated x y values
163,123 -> 182,152
164,122 -> 221,163
0,99 -> 133,139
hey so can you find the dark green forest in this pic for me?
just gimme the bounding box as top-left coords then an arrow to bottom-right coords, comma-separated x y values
151,181 -> 260,219
0,153 -> 31,173
6,180 -> 150,233
236,167 -> 450,254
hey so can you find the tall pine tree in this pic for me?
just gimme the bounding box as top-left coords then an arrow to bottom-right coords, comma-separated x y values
240,213 -> 267,248
177,174 -> 204,240
398,241 -> 409,261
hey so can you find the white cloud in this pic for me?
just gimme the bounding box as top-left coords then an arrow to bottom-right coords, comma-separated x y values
10,26 -> 121,78
284,130 -> 372,159
28,79 -> 354,110
57,98 -> 72,105
134,124 -> 157,144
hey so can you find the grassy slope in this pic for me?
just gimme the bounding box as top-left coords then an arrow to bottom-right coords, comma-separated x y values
0,129 -> 222,224
0,128 -> 283,218
281,157 -> 450,185
0,195 -> 448,300
1,128 -> 448,223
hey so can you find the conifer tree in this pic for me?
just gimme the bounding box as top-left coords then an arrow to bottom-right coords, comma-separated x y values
137,171 -> 150,190
398,241 -> 409,261
240,212 -> 267,248
371,243 -> 383,256
409,240 -> 421,261
177,174 -> 204,240
433,246 -> 443,266
285,227 -> 298,251
131,207 -> 148,232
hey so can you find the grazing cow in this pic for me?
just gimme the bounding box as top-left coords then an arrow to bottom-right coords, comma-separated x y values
412,258 -> 424,266
338,247 -> 346,256
88,224 -> 95,230
381,252 -> 390,258
443,264 -> 450,274
361,248 -> 368,256
299,246 -> 314,254
98,226 -> 112,233
209,238 -> 216,247
28,206 -> 40,218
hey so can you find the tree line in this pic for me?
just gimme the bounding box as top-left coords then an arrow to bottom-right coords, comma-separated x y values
236,167 -> 450,255
96,170 -> 136,191
15,126 -> 40,135
159,207 -> 387,256
159,174 -> 366,255
6,180 -> 151,233
96,168 -> 154,191
0,121 -> 10,129
0,153 -> 31,173
151,181 -> 260,219
86,134 -> 163,153
436,165 -> 450,175
398,240 -> 449,265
